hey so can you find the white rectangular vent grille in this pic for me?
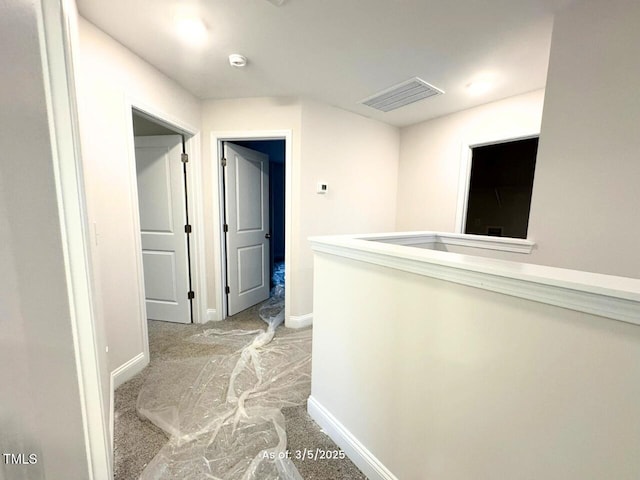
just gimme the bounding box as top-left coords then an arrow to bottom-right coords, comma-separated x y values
360,77 -> 444,112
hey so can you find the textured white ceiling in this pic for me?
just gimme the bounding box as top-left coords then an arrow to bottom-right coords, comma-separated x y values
77,0 -> 569,127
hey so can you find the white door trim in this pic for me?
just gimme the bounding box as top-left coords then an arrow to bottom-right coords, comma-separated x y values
224,143 -> 271,315
211,131 -> 292,323
42,0 -> 111,476
455,130 -> 540,234
118,103 -> 206,462
123,99 -> 206,363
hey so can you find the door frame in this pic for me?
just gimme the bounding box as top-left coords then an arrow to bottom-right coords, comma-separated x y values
40,0 -> 111,475
124,100 -> 206,346
211,131 -> 292,322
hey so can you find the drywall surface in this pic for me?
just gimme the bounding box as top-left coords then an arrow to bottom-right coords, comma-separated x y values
0,1 -> 90,477
202,98 -> 399,320
201,97 -> 303,320
311,252 -> 640,479
76,18 -> 201,375
396,89 -> 545,232
526,0 -> 640,278
297,100 -> 399,315
397,0 -> 640,282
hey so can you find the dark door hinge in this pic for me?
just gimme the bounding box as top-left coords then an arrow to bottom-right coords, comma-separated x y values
225,286 -> 230,294
187,291 -> 195,300
185,224 -> 192,234
181,153 -> 189,163
223,224 -> 228,233
221,157 -> 227,167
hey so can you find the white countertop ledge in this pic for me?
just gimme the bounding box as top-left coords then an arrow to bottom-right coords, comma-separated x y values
309,232 -> 640,326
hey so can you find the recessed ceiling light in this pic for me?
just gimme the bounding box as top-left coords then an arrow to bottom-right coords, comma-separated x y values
466,81 -> 492,95
466,79 -> 493,96
175,17 -> 208,46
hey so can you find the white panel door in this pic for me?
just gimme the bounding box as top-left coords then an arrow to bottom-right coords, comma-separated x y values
135,135 -> 191,323
224,143 -> 270,316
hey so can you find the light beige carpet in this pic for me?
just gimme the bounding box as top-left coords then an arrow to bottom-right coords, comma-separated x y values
113,305 -> 367,480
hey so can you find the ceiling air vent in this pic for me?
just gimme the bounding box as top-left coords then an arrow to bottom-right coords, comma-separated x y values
360,77 -> 444,112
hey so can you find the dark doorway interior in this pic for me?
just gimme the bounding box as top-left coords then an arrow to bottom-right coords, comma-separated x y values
464,137 -> 538,239
233,140 -> 285,288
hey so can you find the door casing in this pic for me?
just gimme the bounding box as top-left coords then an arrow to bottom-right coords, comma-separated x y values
223,143 -> 271,315
124,102 -> 204,369
212,131 -> 292,324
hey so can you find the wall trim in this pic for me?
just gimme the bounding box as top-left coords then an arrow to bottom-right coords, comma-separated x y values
307,396 -> 398,480
211,130 -> 293,323
111,352 -> 147,389
361,231 -> 534,254
42,0 -> 112,476
124,99 -> 205,356
287,312 -> 313,329
206,308 -> 218,322
183,132 -> 206,325
109,376 -> 114,453
310,234 -> 640,326
108,352 -> 147,451
455,130 -> 540,234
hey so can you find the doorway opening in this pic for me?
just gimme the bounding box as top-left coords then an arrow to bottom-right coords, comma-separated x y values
464,137 -> 539,239
455,132 -> 540,237
131,109 -> 195,324
218,138 -> 286,318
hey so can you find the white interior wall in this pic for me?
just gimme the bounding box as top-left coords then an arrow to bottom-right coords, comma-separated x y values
396,89 -> 545,232
296,100 -> 399,315
76,18 -> 399,386
200,97 -> 303,323
7,0 -> 636,475
525,0 -> 640,278
397,0 -> 640,281
311,252 -> 640,480
76,18 -> 202,382
201,98 -> 400,321
0,1 -> 101,477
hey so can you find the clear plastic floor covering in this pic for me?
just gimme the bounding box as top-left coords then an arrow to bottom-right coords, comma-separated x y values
137,288 -> 311,479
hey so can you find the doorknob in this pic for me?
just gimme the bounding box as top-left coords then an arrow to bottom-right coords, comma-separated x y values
265,233 -> 271,239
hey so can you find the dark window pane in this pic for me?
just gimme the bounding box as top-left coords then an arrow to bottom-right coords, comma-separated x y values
464,137 -> 538,239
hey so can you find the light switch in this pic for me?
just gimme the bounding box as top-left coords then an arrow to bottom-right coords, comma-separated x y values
317,182 -> 328,194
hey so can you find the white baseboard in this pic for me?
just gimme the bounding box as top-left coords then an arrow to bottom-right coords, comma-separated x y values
112,351 -> 147,389
206,308 -> 218,322
307,396 -> 398,480
287,312 -> 313,328
108,351 -> 147,449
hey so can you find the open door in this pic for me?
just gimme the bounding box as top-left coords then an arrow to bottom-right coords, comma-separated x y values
135,135 -> 191,323
223,143 -> 270,316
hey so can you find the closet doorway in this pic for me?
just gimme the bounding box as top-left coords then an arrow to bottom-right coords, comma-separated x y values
216,136 -> 287,318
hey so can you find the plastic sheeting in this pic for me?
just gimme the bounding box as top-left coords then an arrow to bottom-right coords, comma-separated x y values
136,289 -> 310,480
258,286 -> 285,328
272,262 -> 285,287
